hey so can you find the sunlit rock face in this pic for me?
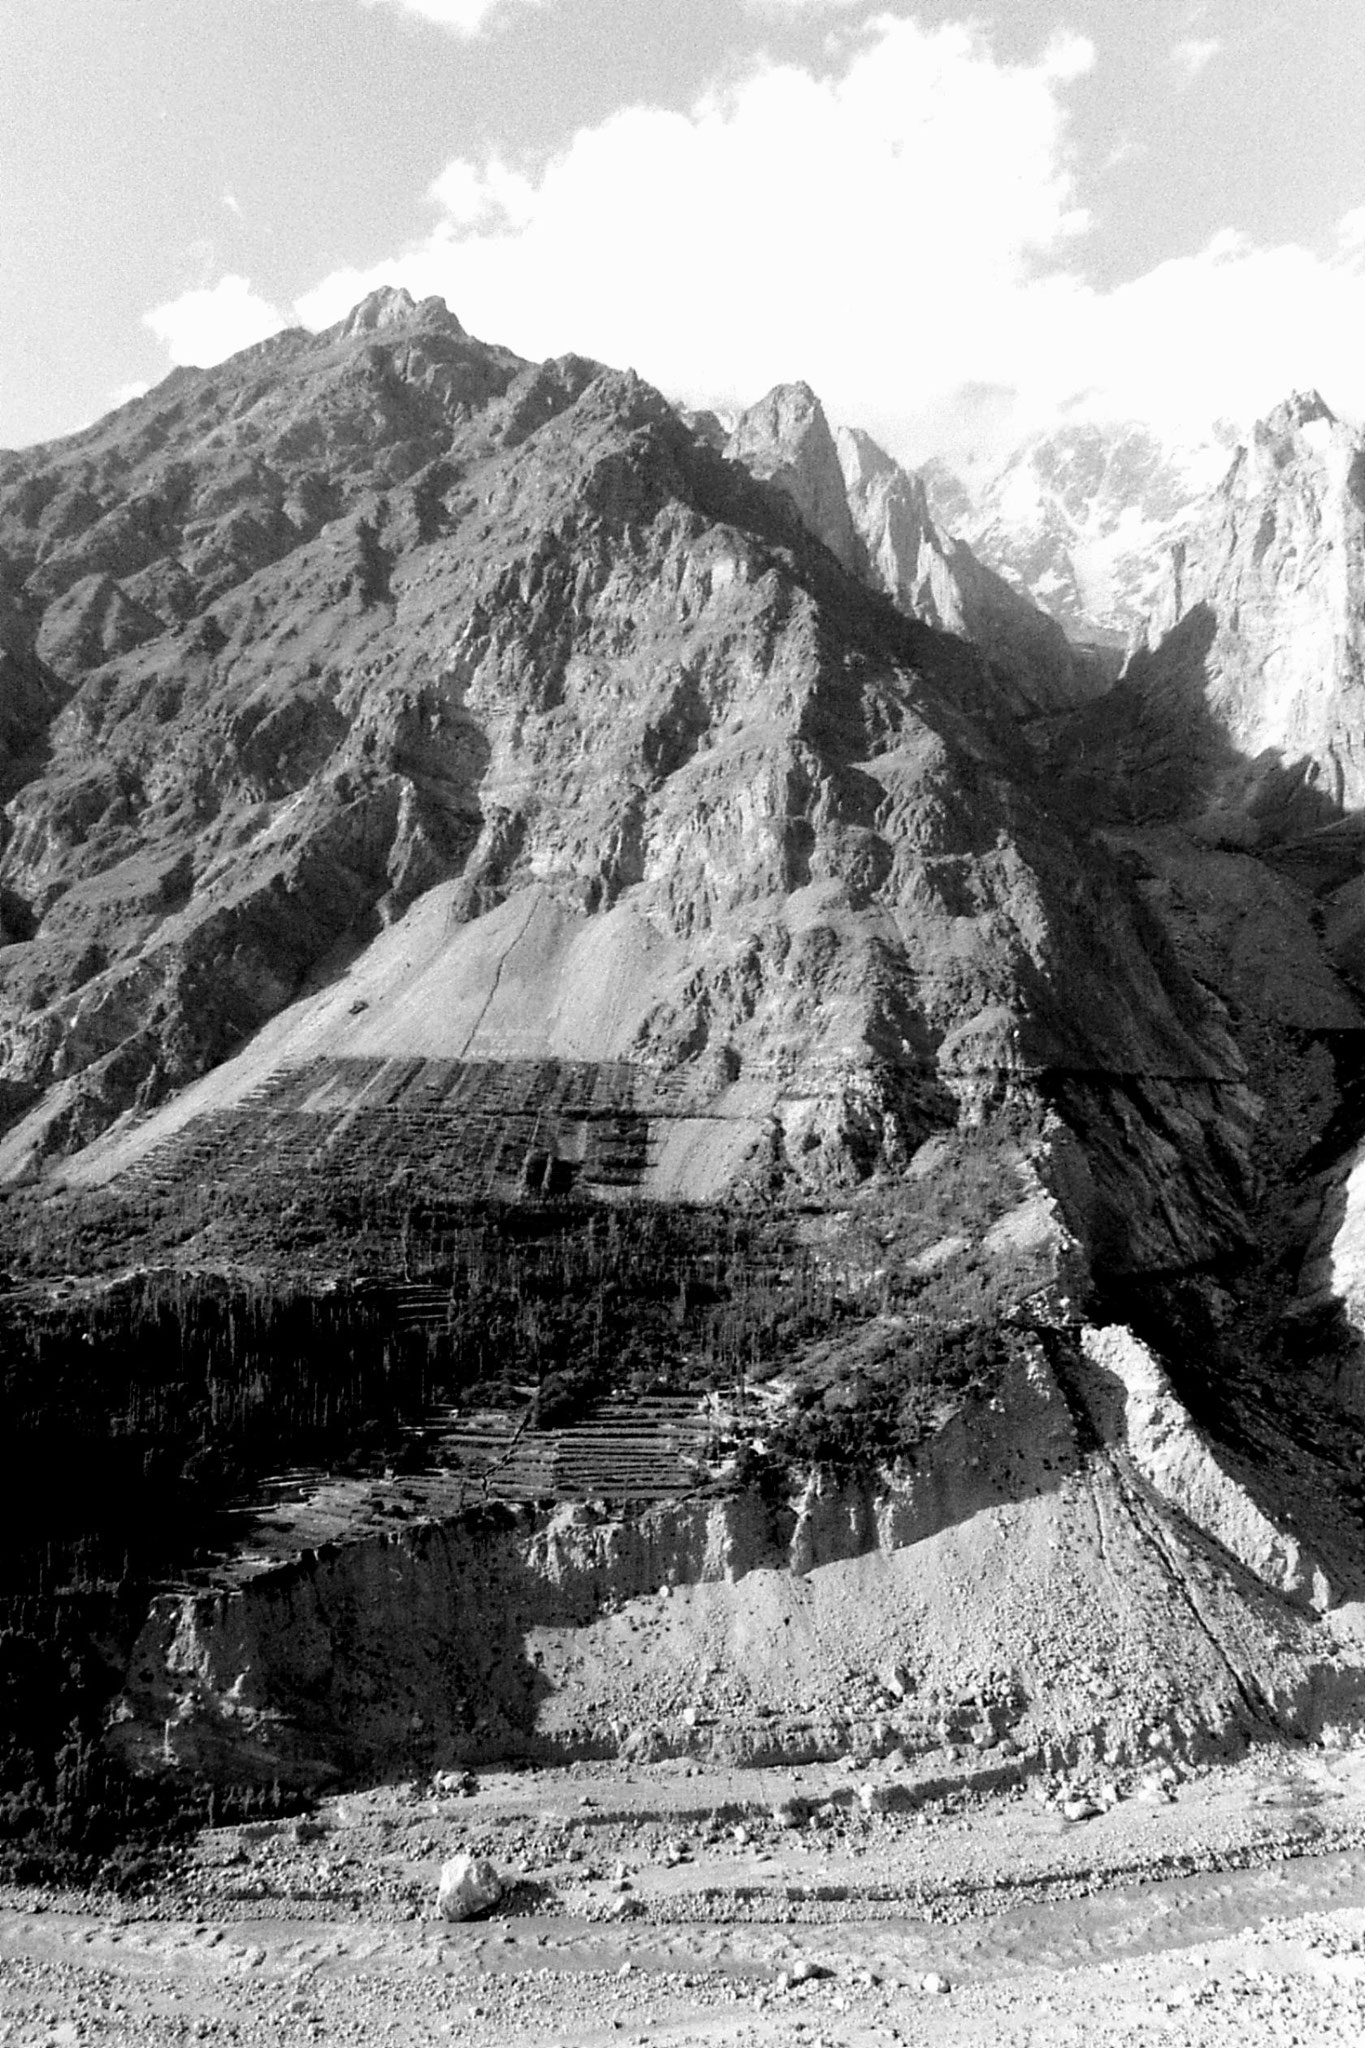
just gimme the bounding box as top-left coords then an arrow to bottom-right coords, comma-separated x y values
1127,392 -> 1365,834
0,292 -> 1244,1274
721,389 -> 1103,713
723,381 -> 862,576
925,422 -> 1222,647
833,425 -> 1105,713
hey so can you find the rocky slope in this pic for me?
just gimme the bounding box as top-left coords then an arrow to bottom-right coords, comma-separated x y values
0,290 -> 1239,1267
717,383 -> 1102,711
1127,392 -> 1365,832
833,423 -> 1105,712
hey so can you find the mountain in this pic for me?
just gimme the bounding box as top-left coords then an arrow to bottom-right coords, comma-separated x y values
6,301 -> 1365,1815
1128,392 -> 1365,828
833,422 -> 1106,710
926,422 -> 1229,645
722,381 -> 861,576
0,297 -> 1222,1237
718,385 -> 1104,710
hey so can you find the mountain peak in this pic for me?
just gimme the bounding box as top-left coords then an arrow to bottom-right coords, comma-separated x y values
336,285 -> 462,340
833,423 -> 904,496
725,381 -> 861,574
1258,388 -> 1337,440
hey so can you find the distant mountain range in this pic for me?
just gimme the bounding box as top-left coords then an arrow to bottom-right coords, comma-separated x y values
920,420 -> 1236,646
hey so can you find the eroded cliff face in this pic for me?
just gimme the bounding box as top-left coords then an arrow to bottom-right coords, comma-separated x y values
723,382 -> 861,577
109,1336 -> 1365,1788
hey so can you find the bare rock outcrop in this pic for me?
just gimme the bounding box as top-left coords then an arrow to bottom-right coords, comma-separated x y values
1077,1325 -> 1334,1611
723,382 -> 861,575
436,1852 -> 502,1920
835,425 -> 1104,712
1126,391 -> 1365,834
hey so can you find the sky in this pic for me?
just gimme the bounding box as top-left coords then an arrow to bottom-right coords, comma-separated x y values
3,0 -> 1365,473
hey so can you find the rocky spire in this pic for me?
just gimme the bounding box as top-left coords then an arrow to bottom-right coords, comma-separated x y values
724,382 -> 862,575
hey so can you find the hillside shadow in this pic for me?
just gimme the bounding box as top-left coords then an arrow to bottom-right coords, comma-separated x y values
1040,601 -> 1350,844
1017,592 -> 1365,1621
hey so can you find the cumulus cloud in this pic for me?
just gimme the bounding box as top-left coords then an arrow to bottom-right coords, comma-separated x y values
143,274 -> 287,367
1074,227 -> 1365,436
296,19 -> 1097,461
427,157 -> 537,231
359,0 -> 542,33
215,20 -> 1364,469
1337,206 -> 1365,258
1171,36 -> 1222,83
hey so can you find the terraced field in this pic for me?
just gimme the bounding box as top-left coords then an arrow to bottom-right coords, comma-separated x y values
183,1392 -> 734,1592
110,1055 -> 729,1213
424,1392 -> 723,1503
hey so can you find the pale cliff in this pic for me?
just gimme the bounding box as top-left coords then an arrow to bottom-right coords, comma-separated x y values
1128,392 -> 1365,834
722,382 -> 861,576
109,1338 -> 1361,1787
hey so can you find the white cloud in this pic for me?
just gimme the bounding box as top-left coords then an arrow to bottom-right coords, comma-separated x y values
256,21 -> 1365,471
1038,31 -> 1096,85
1338,206 -> 1365,257
222,188 -> 243,219
427,157 -> 537,230
143,274 -> 287,367
359,0 -> 542,33
1171,36 -> 1222,82
1069,229 -> 1365,438
108,380 -> 151,409
295,18 -> 1098,462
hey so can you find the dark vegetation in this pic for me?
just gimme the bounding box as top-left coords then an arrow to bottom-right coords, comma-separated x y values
0,1096 -> 1048,1883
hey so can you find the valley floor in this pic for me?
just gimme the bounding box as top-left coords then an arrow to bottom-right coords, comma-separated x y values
7,1745 -> 1365,2044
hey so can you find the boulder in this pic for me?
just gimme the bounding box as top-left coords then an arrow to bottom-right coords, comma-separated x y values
435,1853 -> 502,1921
